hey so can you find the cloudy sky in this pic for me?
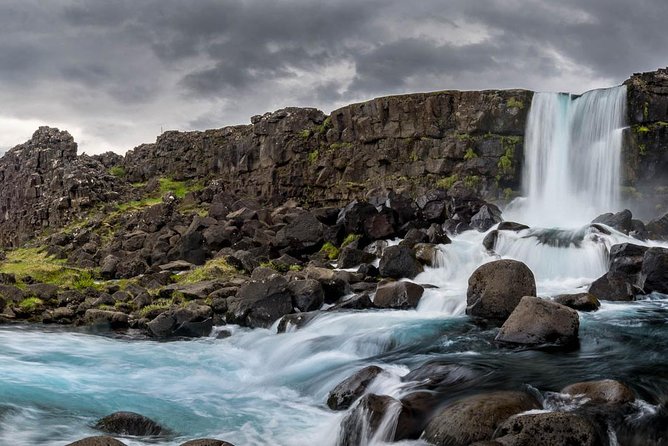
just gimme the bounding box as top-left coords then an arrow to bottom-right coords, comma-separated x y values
0,0 -> 665,154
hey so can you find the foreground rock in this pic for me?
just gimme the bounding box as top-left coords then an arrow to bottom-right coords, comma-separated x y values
66,437 -> 127,446
327,365 -> 384,410
640,246 -> 668,294
466,260 -> 536,322
373,281 -> 424,309
494,412 -> 606,446
588,271 -> 636,301
561,379 -> 636,405
378,245 -> 423,279
422,391 -> 540,445
179,440 -> 236,446
554,292 -> 600,312
226,275 -> 292,328
94,411 -> 166,437
496,296 -> 579,348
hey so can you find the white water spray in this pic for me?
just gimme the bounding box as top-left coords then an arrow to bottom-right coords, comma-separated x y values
506,86 -> 627,227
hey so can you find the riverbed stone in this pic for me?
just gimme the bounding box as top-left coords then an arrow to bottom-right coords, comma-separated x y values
466,259 -> 536,322
373,281 -> 424,309
423,391 -> 541,445
84,309 -> 129,329
179,440 -> 235,446
588,271 -> 636,301
495,296 -> 579,347
553,292 -> 600,312
94,411 -> 166,436
494,412 -> 606,446
378,245 -> 423,279
640,246 -> 668,294
226,275 -> 293,328
561,379 -> 636,405
336,393 -> 401,446
66,436 -> 128,446
327,365 -> 384,410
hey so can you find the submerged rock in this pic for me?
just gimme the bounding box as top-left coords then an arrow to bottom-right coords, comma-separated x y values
588,271 -> 636,301
373,281 -> 424,309
495,296 -> 579,347
561,379 -> 636,405
336,393 -> 405,446
466,259 -> 536,322
327,365 -> 384,410
179,440 -> 235,446
94,411 -> 166,436
553,292 -> 600,312
423,391 -> 540,446
65,437 -> 128,446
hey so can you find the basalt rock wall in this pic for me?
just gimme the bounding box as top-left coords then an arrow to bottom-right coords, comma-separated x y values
122,90 -> 533,206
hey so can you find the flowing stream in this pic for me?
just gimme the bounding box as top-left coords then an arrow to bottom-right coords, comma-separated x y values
1,85 -> 667,445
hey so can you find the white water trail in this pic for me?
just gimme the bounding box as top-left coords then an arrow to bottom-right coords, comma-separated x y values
506,86 -> 627,227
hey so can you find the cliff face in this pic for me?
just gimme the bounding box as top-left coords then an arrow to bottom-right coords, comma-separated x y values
624,68 -> 668,215
123,90 -> 532,205
0,127 -> 127,246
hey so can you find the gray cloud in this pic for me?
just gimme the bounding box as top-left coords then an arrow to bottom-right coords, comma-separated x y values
0,0 -> 665,154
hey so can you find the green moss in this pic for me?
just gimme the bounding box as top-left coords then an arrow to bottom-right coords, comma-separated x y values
298,129 -> 311,139
18,297 -> 44,312
409,151 -> 419,162
109,166 -> 126,178
289,264 -> 302,272
316,116 -> 332,134
506,97 -> 525,109
436,174 -> 459,190
329,142 -> 353,151
639,143 -> 647,156
320,242 -> 340,260
308,150 -> 319,164
175,257 -> 236,284
454,133 -> 472,142
643,102 -> 649,120
139,299 -> 173,317
635,125 -> 650,133
341,234 -> 360,248
463,175 -> 481,189
503,188 -> 514,201
464,148 -> 478,160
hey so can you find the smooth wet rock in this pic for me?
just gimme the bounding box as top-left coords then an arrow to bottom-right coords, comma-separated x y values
401,362 -> 478,392
494,412 -> 606,446
470,204 -> 502,232
553,292 -> 600,312
84,310 -> 129,329
373,281 -> 424,309
640,246 -> 668,294
378,245 -> 423,279
466,259 -> 536,322
66,436 -> 128,446
337,246 -> 376,269
276,311 -> 320,333
497,221 -> 529,231
588,271 -> 636,301
609,243 -> 648,275
336,393 -> 401,446
94,411 -> 166,436
327,365 -> 384,410
287,279 -> 324,312
592,209 -> 633,234
561,379 -> 636,405
179,440 -> 235,446
496,296 -> 579,347
226,276 -> 293,328
482,230 -> 498,251
423,391 -> 540,445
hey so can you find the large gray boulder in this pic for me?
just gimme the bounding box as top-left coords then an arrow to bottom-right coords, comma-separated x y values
640,246 -> 668,294
495,296 -> 579,347
94,411 -> 166,436
466,260 -> 536,322
378,245 -> 423,279
373,281 -> 424,309
66,437 -> 127,446
226,275 -> 293,328
494,412 -> 606,446
327,365 -> 384,410
423,391 -> 540,446
588,271 -> 636,301
561,379 -> 636,405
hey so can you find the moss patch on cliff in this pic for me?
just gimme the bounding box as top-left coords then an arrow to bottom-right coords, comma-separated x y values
436,174 -> 459,190
175,257 -> 237,284
506,97 -> 525,109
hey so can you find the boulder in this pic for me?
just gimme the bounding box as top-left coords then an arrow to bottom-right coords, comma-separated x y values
553,293 -> 600,312
327,365 -> 384,410
401,362 -> 478,392
494,412 -> 605,446
608,243 -> 648,275
287,279 -> 324,312
423,391 -> 540,446
373,281 -> 424,309
336,394 -> 402,446
337,201 -> 378,235
646,212 -> 668,240
495,296 -> 579,347
466,260 -> 536,322
226,276 -> 293,328
470,204 -> 503,232
65,437 -> 128,446
276,311 -> 320,333
640,246 -> 668,294
561,379 -> 636,405
147,305 -> 213,338
592,209 -> 633,234
94,411 -> 166,436
275,212 -> 324,254
363,206 -> 397,239
304,266 -> 351,303
482,230 -> 498,251
337,247 -> 375,269
497,221 -> 529,231
588,271 -> 636,301
84,310 -> 129,329
426,223 -> 451,244
413,243 -> 438,266
378,245 -> 423,279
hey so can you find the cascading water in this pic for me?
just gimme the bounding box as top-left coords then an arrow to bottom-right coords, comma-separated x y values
1,83 -> 666,446
506,86 -> 627,227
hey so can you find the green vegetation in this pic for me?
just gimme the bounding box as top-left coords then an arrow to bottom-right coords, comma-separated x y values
409,151 -> 419,162
319,242 -> 340,260
298,129 -> 311,139
114,177 -> 203,214
175,257 -> 237,284
18,297 -> 44,312
636,125 -> 650,133
341,234 -> 360,248
464,148 -> 478,160
639,143 -> 647,156
463,175 -> 481,189
316,116 -> 332,134
454,133 -> 472,142
308,150 -> 319,164
436,174 -> 459,190
0,248 -> 98,290
139,299 -> 173,318
109,166 -> 126,178
329,142 -> 353,151
503,188 -> 514,201
506,97 -> 525,109
643,102 -> 649,120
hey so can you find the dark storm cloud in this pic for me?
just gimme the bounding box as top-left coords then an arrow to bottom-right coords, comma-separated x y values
0,0 -> 665,153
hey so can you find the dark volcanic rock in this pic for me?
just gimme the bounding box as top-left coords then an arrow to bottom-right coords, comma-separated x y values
640,246 -> 668,294
470,204 -> 502,232
423,391 -> 540,446
226,276 -> 293,328
337,247 -> 376,269
592,209 -> 633,234
609,243 -> 648,275
94,411 -> 166,436
84,310 -> 129,329
588,271 -> 636,301
554,292 -> 600,312
287,279 -> 324,312
179,440 -> 235,446
275,211 -> 324,254
373,281 -> 424,309
327,365 -> 384,410
494,412 -> 606,446
66,437 -> 128,446
561,379 -> 636,405
466,259 -> 536,322
495,296 -> 580,347
336,394 -> 402,446
378,245 -> 423,279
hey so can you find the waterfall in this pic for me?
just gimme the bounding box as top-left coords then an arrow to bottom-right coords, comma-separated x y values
506,86 -> 627,227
